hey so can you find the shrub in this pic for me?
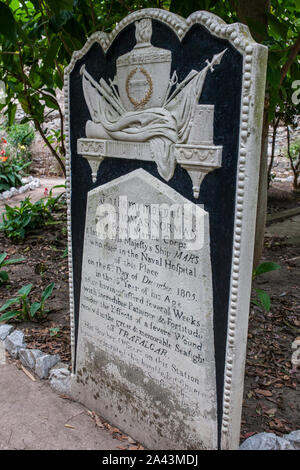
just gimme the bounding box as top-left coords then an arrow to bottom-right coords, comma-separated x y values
252,262 -> 281,312
0,196 -> 55,240
0,282 -> 55,322
7,123 -> 35,148
0,158 -> 31,193
0,252 -> 25,285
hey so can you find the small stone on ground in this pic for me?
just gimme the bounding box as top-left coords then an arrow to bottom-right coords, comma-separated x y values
0,325 -> 14,341
5,330 -> 26,359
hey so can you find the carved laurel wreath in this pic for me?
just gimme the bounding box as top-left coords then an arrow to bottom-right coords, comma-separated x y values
126,67 -> 153,109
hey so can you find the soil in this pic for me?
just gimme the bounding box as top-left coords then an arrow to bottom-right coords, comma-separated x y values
0,201 -> 71,364
240,183 -> 300,442
0,181 -> 299,446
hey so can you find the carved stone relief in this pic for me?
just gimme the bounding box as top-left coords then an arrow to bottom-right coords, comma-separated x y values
77,18 -> 226,197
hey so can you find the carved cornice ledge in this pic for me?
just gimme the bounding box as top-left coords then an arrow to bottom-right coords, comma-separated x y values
77,138 -> 222,197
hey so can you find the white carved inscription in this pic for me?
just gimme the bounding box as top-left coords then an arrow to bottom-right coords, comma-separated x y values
74,170 -> 217,449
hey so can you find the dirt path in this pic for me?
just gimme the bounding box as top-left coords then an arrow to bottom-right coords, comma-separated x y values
0,362 -> 122,450
0,178 -> 65,215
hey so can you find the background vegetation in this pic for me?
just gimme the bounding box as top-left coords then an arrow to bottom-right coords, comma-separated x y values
0,0 -> 299,263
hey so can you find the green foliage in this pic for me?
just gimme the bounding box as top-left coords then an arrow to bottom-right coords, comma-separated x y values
288,138 -> 300,157
286,136 -> 300,174
0,123 -> 33,165
0,251 -> 25,284
0,158 -> 31,192
7,123 -> 35,148
0,2 -> 16,41
47,184 -> 66,211
252,261 -> 281,312
253,261 -> 281,278
49,326 -> 61,337
285,133 -> 300,188
0,196 -> 55,240
0,282 -> 55,322
0,0 -> 298,168
0,186 -> 65,241
171,0 -> 300,122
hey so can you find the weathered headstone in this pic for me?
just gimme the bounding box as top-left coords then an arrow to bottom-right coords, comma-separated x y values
65,9 -> 267,450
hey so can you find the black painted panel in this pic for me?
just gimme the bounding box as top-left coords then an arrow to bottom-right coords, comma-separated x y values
69,19 -> 243,443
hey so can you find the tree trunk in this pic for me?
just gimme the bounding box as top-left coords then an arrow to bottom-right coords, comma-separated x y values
237,0 -> 270,42
253,105 -> 269,268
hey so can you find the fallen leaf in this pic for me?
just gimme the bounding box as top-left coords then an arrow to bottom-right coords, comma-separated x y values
269,418 -> 285,431
88,411 -> 104,428
109,427 -> 122,435
115,434 -> 128,442
265,408 -> 277,417
254,388 -> 273,397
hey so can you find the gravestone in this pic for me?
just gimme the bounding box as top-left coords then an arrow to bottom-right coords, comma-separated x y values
64,9 -> 268,450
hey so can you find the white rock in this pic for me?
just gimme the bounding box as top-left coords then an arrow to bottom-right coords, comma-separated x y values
49,368 -> 71,395
284,431 -> 300,450
240,432 -> 295,450
5,330 -> 26,358
35,354 -> 60,379
0,324 -> 14,341
19,348 -> 44,370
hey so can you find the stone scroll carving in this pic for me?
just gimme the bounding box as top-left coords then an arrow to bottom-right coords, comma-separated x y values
77,18 -> 226,198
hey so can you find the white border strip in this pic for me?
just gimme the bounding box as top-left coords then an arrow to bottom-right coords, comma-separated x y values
64,8 -> 268,450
